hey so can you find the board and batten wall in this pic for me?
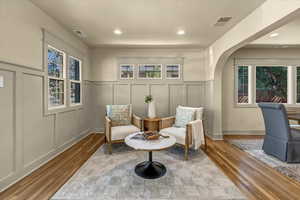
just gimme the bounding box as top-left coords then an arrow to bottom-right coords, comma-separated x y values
0,0 -> 93,191
222,47 -> 300,135
90,48 -> 213,134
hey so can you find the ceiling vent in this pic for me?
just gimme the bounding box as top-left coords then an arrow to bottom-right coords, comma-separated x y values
73,29 -> 87,38
214,17 -> 232,26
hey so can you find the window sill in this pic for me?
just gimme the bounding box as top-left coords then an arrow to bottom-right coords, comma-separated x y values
44,104 -> 83,116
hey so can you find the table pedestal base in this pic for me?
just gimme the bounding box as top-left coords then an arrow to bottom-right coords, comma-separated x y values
134,151 -> 166,179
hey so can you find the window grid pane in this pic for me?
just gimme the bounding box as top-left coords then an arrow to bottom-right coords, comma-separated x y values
120,65 -> 134,79
48,79 -> 64,107
237,66 -> 248,103
166,65 -> 179,78
70,82 -> 81,104
48,48 -> 64,78
69,57 -> 80,81
139,65 -> 161,78
297,67 -> 300,103
256,66 -> 287,103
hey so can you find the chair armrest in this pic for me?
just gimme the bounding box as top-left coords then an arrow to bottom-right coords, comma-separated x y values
105,116 -> 112,141
186,119 -> 206,147
160,116 -> 175,130
132,114 -> 143,130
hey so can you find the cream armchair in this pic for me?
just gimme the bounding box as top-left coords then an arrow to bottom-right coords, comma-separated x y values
159,106 -> 207,160
105,105 -> 143,154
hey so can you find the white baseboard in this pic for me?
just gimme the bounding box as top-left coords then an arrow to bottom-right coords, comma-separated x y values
223,130 -> 265,135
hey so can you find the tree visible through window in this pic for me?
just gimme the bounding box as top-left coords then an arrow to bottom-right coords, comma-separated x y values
120,64 -> 134,79
256,66 -> 287,103
138,64 -> 162,79
69,56 -> 82,105
237,66 -> 248,103
48,46 -> 65,108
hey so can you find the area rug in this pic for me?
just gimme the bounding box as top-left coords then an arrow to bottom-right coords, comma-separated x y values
51,144 -> 245,200
228,139 -> 300,183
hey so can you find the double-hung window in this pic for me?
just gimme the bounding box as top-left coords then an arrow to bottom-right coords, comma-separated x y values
69,56 -> 82,105
47,45 -> 66,109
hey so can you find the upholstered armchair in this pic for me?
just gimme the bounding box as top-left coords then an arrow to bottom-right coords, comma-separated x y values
105,105 -> 143,154
159,106 -> 207,160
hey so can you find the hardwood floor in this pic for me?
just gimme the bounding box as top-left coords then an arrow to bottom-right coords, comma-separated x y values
207,135 -> 300,200
1,133 -> 300,200
0,133 -> 105,200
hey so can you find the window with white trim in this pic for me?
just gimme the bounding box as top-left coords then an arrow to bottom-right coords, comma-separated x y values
256,66 -> 287,103
69,56 -> 82,105
237,66 -> 249,103
236,64 -> 297,105
47,45 -> 66,108
120,64 -> 134,79
138,64 -> 162,79
166,64 -> 180,79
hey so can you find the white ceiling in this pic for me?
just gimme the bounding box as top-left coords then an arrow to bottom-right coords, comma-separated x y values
31,0 -> 265,47
251,16 -> 300,47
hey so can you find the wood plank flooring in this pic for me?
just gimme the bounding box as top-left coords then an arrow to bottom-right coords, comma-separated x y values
1,133 -> 300,200
207,135 -> 300,200
0,133 -> 105,200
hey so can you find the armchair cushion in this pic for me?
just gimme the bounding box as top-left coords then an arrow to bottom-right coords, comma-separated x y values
106,105 -> 131,126
160,127 -> 186,145
111,125 -> 140,140
178,106 -> 204,120
174,107 -> 195,128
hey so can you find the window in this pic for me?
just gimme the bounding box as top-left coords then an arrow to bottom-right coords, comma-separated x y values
138,64 -> 162,79
166,64 -> 180,79
120,64 -> 134,79
256,66 -> 287,103
237,66 -> 249,103
69,56 -> 82,105
297,67 -> 300,103
47,46 -> 66,108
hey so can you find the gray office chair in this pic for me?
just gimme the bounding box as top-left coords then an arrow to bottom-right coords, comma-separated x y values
258,103 -> 300,163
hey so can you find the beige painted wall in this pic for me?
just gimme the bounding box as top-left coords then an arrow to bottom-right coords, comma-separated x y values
90,48 -> 207,81
90,47 -> 211,133
0,0 -> 92,191
222,47 -> 300,134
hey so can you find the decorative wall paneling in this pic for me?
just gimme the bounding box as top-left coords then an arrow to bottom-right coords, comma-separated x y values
0,62 -> 92,192
91,81 -> 210,133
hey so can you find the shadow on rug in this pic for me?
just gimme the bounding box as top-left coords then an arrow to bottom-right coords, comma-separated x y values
51,143 -> 245,200
228,139 -> 300,183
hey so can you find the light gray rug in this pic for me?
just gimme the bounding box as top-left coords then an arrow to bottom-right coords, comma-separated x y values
51,144 -> 245,200
228,139 -> 300,183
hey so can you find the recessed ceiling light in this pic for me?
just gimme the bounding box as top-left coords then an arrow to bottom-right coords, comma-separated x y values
269,33 -> 279,38
177,29 -> 185,35
114,29 -> 122,35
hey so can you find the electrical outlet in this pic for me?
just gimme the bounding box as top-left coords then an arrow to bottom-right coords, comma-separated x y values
0,76 -> 4,88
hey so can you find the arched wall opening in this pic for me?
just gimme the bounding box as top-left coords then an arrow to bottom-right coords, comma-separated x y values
208,3 -> 300,139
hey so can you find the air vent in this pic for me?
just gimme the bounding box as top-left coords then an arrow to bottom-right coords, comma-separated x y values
214,17 -> 232,26
73,29 -> 87,38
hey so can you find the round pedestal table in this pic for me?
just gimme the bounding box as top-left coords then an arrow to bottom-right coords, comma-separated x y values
125,132 -> 176,179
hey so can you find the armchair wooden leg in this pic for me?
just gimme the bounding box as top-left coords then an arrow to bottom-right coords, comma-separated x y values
184,145 -> 189,161
108,142 -> 112,154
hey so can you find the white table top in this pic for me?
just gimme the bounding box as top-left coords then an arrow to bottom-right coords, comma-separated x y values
125,132 -> 176,151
